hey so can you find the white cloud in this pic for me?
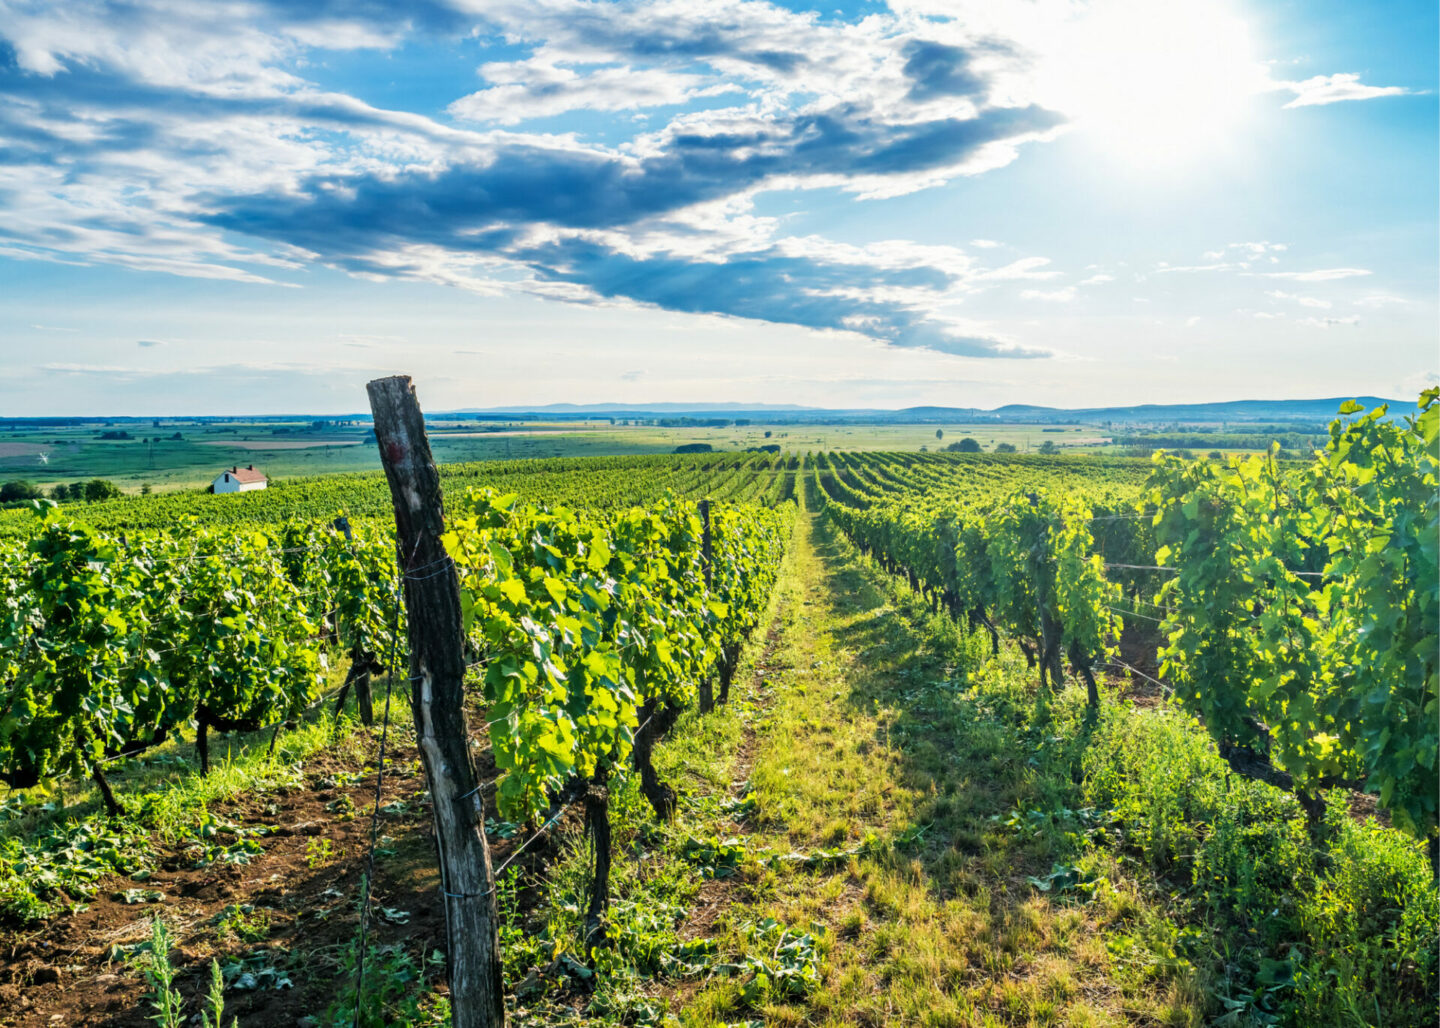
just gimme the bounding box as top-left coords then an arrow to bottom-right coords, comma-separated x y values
1165,242 -> 1286,273
1297,315 -> 1360,328
1020,286 -> 1076,302
1265,289 -> 1331,309
1226,241 -> 1287,256
1155,262 -> 1236,274
1258,268 -> 1372,282
1078,273 -> 1114,285
1396,370 -> 1440,396
1276,73 -> 1412,109
1353,293 -> 1410,308
970,238 -> 1001,248
977,257 -> 1062,281
450,61 -> 732,124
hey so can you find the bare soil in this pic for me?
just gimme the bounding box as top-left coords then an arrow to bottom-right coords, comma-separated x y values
0,734 -> 579,1027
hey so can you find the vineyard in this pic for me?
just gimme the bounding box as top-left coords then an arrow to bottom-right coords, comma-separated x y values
0,391 -> 1434,1027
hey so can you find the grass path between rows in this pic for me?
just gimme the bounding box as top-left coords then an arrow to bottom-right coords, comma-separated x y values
672,505 -> 1198,1027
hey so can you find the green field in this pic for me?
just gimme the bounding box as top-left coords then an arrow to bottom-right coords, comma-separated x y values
0,418 -> 1118,494
2,414 -> 1339,499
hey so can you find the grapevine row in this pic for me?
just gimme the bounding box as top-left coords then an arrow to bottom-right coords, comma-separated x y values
0,487 -> 793,855
814,395 -> 1438,858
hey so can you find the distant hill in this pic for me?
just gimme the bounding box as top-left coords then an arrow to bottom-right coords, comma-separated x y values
461,402 -> 818,413
447,397 -> 1407,425
0,396 -> 1409,427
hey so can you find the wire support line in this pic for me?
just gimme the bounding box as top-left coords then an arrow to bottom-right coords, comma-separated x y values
442,713 -> 656,901
1104,561 -> 1326,579
353,581 -> 403,1028
401,554 -> 457,582
1106,605 -> 1167,625
0,541 -> 357,579
1096,659 -> 1174,696
441,800 -> 578,903
84,675 -> 359,772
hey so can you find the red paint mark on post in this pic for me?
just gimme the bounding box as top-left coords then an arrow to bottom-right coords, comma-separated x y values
386,441 -> 407,464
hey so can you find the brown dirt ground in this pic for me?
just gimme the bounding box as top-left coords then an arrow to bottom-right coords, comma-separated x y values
0,727 -> 581,1027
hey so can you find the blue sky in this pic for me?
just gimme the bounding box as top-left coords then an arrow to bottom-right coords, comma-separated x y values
0,0 -> 1433,415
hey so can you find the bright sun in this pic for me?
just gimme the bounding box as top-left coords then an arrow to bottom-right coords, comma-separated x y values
1039,0 -> 1264,167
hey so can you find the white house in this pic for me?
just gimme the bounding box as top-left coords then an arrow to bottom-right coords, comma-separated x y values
213,465 -> 268,493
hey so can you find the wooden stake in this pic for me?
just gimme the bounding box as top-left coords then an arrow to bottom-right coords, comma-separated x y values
367,375 -> 505,1028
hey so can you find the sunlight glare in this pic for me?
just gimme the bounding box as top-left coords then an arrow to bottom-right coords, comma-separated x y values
1041,0 -> 1264,167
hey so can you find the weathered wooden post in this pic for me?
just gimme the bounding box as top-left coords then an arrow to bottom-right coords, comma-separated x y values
366,376 -> 505,1028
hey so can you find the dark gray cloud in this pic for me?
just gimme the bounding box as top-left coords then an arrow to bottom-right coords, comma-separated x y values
509,237 -> 1035,357
204,103 -> 1058,240
902,41 -> 986,100
0,61 -> 454,169
196,99 -> 1058,356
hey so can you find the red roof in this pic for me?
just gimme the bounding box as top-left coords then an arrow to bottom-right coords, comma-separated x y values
222,465 -> 267,484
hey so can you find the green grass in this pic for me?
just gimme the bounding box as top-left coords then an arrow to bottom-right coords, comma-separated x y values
661,501 -> 1202,1027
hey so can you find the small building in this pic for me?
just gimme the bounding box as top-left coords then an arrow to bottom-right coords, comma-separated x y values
213,465 -> 267,493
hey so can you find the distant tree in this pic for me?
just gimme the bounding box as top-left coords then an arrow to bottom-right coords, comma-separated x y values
141,482 -> 153,495
1208,450 -> 1224,460
83,478 -> 122,502
919,445 -> 928,452
764,430 -> 772,438
945,438 -> 982,453
672,443 -> 713,454
171,432 -> 183,440
993,442 -> 1017,453
935,429 -> 944,440
0,480 -> 42,502
1037,440 -> 1060,455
